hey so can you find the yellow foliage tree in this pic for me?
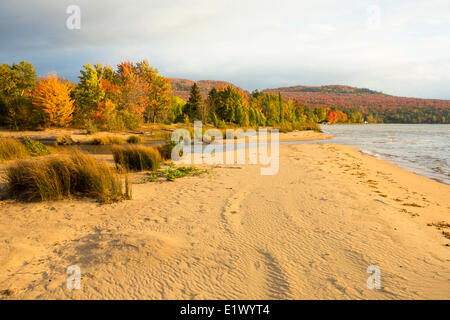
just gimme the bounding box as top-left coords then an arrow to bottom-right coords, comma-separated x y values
32,74 -> 74,127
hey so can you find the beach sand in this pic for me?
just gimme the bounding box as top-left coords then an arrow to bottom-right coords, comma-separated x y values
0,132 -> 449,299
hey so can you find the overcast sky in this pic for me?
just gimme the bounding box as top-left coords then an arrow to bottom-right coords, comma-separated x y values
1,0 -> 449,99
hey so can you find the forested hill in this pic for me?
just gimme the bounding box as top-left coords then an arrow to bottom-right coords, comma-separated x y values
170,80 -> 449,111
262,85 -> 450,111
169,78 -> 449,123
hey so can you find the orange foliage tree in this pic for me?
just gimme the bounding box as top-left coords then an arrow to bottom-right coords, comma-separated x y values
32,74 -> 74,127
136,60 -> 172,123
326,108 -> 348,124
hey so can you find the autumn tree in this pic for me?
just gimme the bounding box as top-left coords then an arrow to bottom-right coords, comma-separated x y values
313,107 -> 327,123
0,61 -> 36,129
135,60 -> 172,123
116,61 -> 147,120
32,74 -> 75,127
73,63 -> 105,123
167,96 -> 186,123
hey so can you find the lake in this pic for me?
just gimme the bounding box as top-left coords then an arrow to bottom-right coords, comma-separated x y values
321,124 -> 450,185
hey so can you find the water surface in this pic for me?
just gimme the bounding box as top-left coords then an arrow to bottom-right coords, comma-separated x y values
320,124 -> 450,185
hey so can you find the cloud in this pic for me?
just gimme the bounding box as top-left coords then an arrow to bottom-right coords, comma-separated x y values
0,0 -> 449,99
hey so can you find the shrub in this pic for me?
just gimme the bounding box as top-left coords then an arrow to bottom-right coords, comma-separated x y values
0,138 -> 29,161
4,151 -> 127,202
126,135 -> 142,144
142,165 -> 207,182
84,119 -> 98,135
23,136 -> 51,157
90,136 -> 126,145
278,122 -> 321,133
157,140 -> 182,160
56,134 -> 76,145
112,145 -> 161,172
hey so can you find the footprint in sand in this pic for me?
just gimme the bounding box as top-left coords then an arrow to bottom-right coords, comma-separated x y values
221,188 -> 247,234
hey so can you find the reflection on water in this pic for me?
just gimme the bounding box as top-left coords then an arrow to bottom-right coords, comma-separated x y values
320,124 -> 450,185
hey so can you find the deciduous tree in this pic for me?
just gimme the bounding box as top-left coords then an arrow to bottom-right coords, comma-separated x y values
32,74 -> 74,127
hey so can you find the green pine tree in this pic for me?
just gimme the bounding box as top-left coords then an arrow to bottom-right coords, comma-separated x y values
183,83 -> 203,121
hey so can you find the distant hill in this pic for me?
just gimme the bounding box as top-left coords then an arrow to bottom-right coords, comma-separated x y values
265,85 -> 382,95
169,78 -> 244,100
169,80 -> 449,111
263,85 -> 450,111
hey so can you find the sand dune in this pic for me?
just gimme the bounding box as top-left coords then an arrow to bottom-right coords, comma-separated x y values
0,138 -> 449,299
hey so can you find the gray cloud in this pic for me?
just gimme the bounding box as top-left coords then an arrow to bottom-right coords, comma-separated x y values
0,0 -> 449,99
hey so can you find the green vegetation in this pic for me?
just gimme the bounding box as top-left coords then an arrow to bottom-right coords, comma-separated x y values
0,61 -> 37,129
142,165 -> 207,182
4,151 -> 128,202
1,60 -> 447,134
157,140 -> 182,160
0,136 -> 53,161
111,145 -> 161,171
278,122 -> 321,133
23,136 -> 51,156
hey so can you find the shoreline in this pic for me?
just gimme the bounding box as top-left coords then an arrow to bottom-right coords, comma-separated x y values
0,131 -> 449,299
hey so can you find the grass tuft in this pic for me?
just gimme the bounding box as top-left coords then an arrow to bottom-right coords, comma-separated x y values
90,136 -> 126,145
56,135 -> 76,145
0,138 -> 29,161
111,145 -> 161,172
158,140 -> 183,160
126,135 -> 142,144
4,151 -> 128,203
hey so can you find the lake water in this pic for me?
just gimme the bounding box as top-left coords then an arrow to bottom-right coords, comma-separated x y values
320,124 -> 450,185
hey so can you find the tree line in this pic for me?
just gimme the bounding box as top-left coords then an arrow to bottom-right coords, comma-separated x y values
1,60 -> 447,131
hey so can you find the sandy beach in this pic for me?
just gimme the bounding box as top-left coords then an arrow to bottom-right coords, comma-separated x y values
0,132 -> 449,299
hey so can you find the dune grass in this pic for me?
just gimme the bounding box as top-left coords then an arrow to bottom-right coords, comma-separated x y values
157,140 -> 183,160
126,135 -> 143,144
4,150 -> 130,202
55,134 -> 77,145
0,138 -> 29,161
111,145 -> 161,172
89,136 -> 127,145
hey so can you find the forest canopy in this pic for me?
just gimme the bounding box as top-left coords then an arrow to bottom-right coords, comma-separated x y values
0,60 -> 448,131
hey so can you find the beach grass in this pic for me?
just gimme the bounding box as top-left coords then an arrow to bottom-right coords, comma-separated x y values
126,135 -> 143,144
157,140 -> 183,160
0,138 -> 30,161
112,145 -> 161,172
4,150 -> 127,202
89,136 -> 127,145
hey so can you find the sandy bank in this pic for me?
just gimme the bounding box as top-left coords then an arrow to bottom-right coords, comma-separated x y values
0,137 -> 448,299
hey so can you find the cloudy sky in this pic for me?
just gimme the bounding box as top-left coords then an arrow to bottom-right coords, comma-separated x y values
1,0 -> 449,99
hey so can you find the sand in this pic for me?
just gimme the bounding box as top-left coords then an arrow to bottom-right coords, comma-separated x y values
0,132 -> 449,299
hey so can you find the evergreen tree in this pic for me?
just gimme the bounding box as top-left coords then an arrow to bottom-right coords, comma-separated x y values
278,92 -> 284,123
183,83 -> 203,121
